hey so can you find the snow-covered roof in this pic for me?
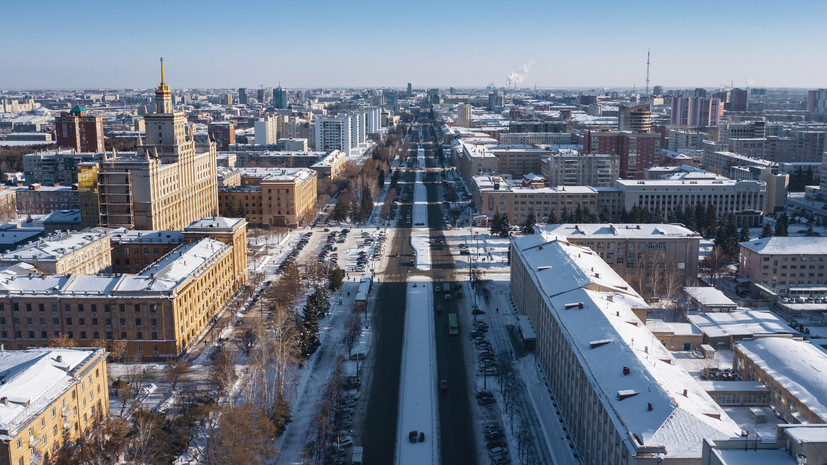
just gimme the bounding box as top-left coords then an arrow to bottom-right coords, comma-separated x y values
0,228 -> 111,263
0,347 -> 105,438
185,216 -> 244,230
139,238 -> 229,289
237,167 -> 315,183
688,310 -> 797,339
310,150 -> 346,168
740,237 -> 827,255
736,338 -> 827,421
683,287 -> 736,308
539,223 -> 699,240
512,237 -> 740,458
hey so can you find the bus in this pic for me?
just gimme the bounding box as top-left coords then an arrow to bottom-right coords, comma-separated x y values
448,313 -> 458,335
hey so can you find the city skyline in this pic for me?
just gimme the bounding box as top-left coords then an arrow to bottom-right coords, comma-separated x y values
2,0 -> 826,90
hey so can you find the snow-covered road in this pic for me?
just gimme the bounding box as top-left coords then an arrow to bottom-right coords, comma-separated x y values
395,276 -> 439,465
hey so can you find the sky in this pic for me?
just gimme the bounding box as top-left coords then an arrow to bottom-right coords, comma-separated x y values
2,0 -> 826,90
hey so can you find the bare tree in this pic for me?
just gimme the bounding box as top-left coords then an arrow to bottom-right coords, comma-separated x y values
125,410 -> 168,465
164,357 -> 190,394
235,328 -> 258,356
210,348 -> 238,404
344,313 -> 361,358
199,404 -> 278,465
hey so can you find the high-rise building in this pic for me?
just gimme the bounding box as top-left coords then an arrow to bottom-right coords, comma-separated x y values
254,115 -> 277,145
208,122 -> 235,150
487,92 -> 504,112
727,88 -> 748,111
273,86 -> 288,109
256,88 -> 267,104
807,89 -> 827,116
55,105 -> 105,152
80,60 -> 219,230
457,103 -> 472,128
618,104 -> 652,133
350,112 -> 366,147
584,131 -> 660,179
670,96 -> 721,127
24,149 -> 108,185
238,87 -> 247,105
314,116 -> 353,156
407,82 -> 412,96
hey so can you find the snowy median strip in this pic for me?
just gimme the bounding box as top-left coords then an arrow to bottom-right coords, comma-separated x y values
395,276 -> 438,465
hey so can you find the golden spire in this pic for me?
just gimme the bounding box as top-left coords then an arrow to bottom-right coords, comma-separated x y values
158,57 -> 168,91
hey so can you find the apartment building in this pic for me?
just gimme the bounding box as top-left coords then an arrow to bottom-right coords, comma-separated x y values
615,178 -> 766,221
510,237 -> 739,464
0,229 -> 112,275
668,129 -> 706,152
490,146 -> 551,178
540,151 -> 619,187
671,97 -> 721,127
538,223 -> 700,285
583,130 -> 660,179
0,347 -> 109,465
0,217 -> 248,359
15,186 -> 78,216
734,337 -> 827,424
23,150 -> 108,186
454,142 -> 498,187
254,115 -> 278,145
618,104 -> 652,133
79,68 -> 219,230
54,106 -> 105,153
314,116 -> 352,156
218,168 -> 317,227
471,176 -> 597,223
738,237 -> 827,294
456,103 -> 472,128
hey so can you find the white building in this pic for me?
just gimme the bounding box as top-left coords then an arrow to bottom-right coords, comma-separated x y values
254,115 -> 278,145
314,116 -> 353,156
510,236 -> 740,464
541,150 -> 619,187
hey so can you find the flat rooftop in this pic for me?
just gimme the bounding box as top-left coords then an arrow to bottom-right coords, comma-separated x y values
539,223 -> 699,240
0,228 -> 111,262
740,237 -> 827,255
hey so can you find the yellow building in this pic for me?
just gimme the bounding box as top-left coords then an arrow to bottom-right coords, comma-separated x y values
0,218 -> 248,359
0,228 -> 112,276
310,150 -> 347,180
470,175 -> 598,224
79,61 -> 219,231
219,168 -> 317,227
0,347 -> 109,465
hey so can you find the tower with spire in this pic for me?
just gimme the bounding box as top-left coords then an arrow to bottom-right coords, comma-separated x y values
155,57 -> 173,114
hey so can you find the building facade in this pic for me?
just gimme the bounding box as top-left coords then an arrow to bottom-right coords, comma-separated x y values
471,176 -> 597,223
541,151 -> 619,187
670,97 -> 721,127
0,347 -> 109,465
538,223 -> 700,285
23,150 -> 108,186
0,228 -> 112,275
510,237 -> 739,464
54,106 -> 105,153
584,131 -> 660,179
314,117 -> 352,156
218,168 -> 317,227
738,237 -> 827,294
616,178 -> 766,220
0,218 -> 248,359
208,122 -> 235,151
254,115 -> 277,145
618,104 -> 652,133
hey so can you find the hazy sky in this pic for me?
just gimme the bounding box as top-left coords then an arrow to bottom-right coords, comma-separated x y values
3,0 -> 826,90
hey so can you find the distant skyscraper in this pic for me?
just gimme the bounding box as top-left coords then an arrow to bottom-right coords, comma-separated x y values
427,89 -> 440,104
254,115 -> 277,145
457,103 -> 472,128
222,93 -> 233,106
407,82 -> 412,96
55,105 -> 105,152
728,88 -> 748,111
273,86 -> 288,109
488,92 -> 504,112
238,88 -> 247,105
618,104 -> 652,133
693,88 -> 707,98
670,96 -> 721,127
257,88 -> 267,104
808,89 -> 827,116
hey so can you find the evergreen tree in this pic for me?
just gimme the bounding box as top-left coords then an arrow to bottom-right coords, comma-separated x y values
598,207 -> 610,223
774,214 -> 789,237
560,207 -> 571,223
498,213 -> 511,238
522,212 -> 536,234
328,267 -> 344,291
738,226 -> 751,243
684,205 -> 697,232
270,391 -> 292,437
360,185 -> 374,221
705,204 -> 718,238
490,211 -> 501,236
760,223 -> 773,238
546,211 -> 558,225
806,224 -> 816,236
694,203 -> 706,234
377,169 -> 385,189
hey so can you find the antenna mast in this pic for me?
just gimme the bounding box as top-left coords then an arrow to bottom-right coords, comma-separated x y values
645,49 -> 650,96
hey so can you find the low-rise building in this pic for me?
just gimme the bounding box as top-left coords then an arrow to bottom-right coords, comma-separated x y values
615,178 -> 766,224
683,287 -> 737,312
538,223 -> 701,285
687,310 -> 797,349
646,319 -> 703,351
510,236 -> 740,464
734,337 -> 827,424
471,176 -> 597,224
0,228 -> 112,275
218,168 -> 317,227
310,150 -> 347,180
0,217 -> 248,359
0,347 -> 109,465
738,237 -> 827,295
498,132 -> 573,146
15,185 -> 79,216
